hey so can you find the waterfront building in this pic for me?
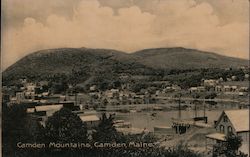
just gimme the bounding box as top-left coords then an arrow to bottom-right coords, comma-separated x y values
206,109 -> 249,155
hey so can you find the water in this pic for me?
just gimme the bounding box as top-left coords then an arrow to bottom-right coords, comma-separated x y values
114,110 -> 222,131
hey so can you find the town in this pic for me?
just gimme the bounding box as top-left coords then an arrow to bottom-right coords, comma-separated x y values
2,66 -> 249,156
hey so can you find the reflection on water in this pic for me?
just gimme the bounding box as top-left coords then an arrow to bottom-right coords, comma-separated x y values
115,110 -> 222,131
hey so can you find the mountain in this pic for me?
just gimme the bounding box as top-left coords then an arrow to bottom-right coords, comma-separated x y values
3,47 -> 248,86
2,48 -> 154,86
132,47 -> 248,69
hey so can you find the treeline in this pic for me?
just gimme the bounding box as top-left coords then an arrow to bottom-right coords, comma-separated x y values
3,66 -> 248,92
2,104 -> 201,157
164,68 -> 247,89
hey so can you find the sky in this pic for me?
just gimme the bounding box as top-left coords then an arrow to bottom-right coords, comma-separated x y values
1,0 -> 249,69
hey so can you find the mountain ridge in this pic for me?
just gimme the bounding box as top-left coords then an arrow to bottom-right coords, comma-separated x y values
3,47 -> 248,85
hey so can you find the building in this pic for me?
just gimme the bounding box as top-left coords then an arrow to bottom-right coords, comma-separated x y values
215,85 -> 222,92
189,86 -> 205,93
197,86 -> 206,92
206,109 -> 249,155
26,83 -> 36,92
105,89 -> 119,99
244,74 -> 249,79
223,85 -> 231,92
89,85 -> 97,92
38,81 -> 49,86
231,86 -> 238,92
16,92 -> 25,103
172,85 -> 181,91
189,87 -> 198,93
80,115 -> 100,129
35,104 -> 63,117
203,79 -> 217,87
231,76 -> 237,81
29,104 -> 63,126
239,87 -> 249,92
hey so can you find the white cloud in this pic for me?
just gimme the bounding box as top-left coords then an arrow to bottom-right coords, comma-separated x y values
2,0 -> 249,69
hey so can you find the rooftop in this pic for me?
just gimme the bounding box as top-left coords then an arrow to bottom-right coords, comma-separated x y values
35,104 -> 63,112
224,109 -> 249,132
80,115 -> 100,122
206,133 -> 226,141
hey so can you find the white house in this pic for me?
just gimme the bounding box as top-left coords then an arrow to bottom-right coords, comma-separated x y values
203,79 -> 217,87
206,109 -> 249,155
89,85 -> 97,91
189,86 -> 205,93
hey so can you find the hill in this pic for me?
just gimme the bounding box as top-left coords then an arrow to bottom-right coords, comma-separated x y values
2,48 -> 155,87
3,47 -> 248,87
132,47 -> 248,69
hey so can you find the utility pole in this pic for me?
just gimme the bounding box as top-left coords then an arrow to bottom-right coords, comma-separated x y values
178,93 -> 181,119
194,101 -> 197,118
203,99 -> 205,117
74,89 -> 78,106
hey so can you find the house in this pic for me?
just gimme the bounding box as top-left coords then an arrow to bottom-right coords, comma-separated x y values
203,79 -> 217,87
80,115 -> 100,129
27,108 -> 35,113
231,76 -> 237,81
24,91 -> 36,99
189,86 -> 205,93
244,74 -> 249,79
223,85 -> 231,92
206,109 -> 249,155
89,85 -> 97,92
197,86 -> 206,92
163,85 -> 181,93
163,86 -> 173,93
42,92 -> 50,97
223,85 -> 241,94
238,92 -> 247,96
172,85 -> 181,91
231,86 -> 238,92
32,104 -> 63,126
105,89 -> 119,99
26,83 -> 36,92
16,92 -> 25,103
219,77 -> 224,82
19,78 -> 27,84
239,87 -> 249,92
215,85 -> 222,92
189,87 -> 198,93
35,104 -> 63,117
38,81 -> 49,86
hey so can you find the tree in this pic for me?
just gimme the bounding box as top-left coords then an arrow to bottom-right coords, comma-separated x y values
92,113 -> 121,142
205,92 -> 217,99
44,108 -> 88,144
225,134 -> 247,157
213,133 -> 248,157
2,105 -> 43,157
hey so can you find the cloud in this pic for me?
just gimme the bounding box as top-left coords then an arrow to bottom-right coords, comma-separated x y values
2,0 -> 249,69
150,1 -> 249,58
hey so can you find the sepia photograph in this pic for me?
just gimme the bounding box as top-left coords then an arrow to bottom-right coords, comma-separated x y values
1,0 -> 249,157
